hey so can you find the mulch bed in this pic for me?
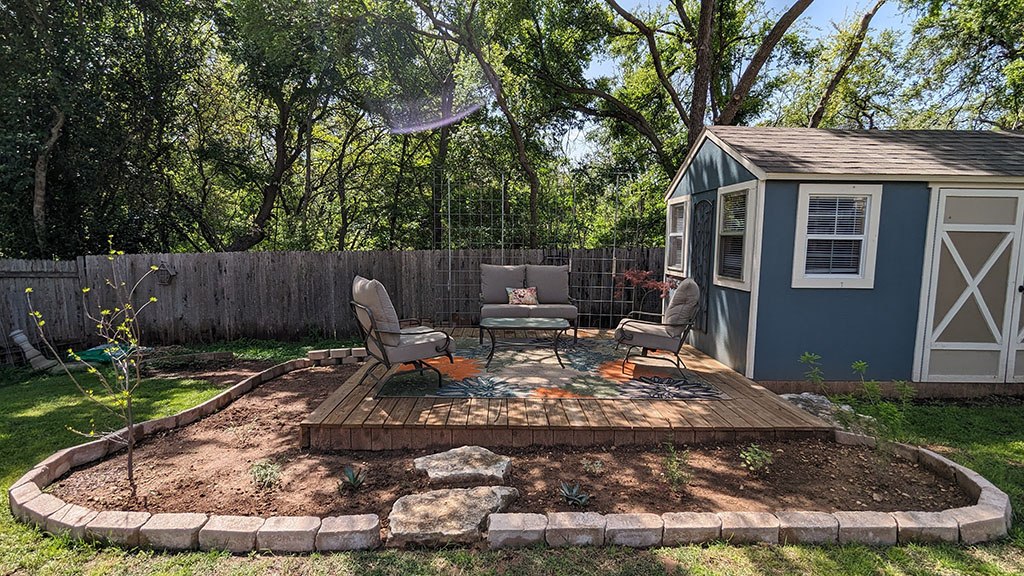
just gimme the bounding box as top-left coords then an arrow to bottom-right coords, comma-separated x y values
49,364 -> 972,519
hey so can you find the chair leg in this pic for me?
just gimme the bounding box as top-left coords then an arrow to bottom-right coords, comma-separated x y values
621,346 -> 636,374
573,323 -> 578,344
356,359 -> 382,387
479,327 -> 483,344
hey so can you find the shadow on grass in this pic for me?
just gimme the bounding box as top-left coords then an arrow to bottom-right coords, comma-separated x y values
0,367 -> 223,488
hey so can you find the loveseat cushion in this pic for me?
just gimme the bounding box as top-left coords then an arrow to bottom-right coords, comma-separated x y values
525,264 -> 570,303
481,304 -> 532,318
523,304 -> 578,320
352,276 -> 402,346
481,264 -> 525,304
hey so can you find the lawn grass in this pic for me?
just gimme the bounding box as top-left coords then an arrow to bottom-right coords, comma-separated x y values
1,341 -> 1023,575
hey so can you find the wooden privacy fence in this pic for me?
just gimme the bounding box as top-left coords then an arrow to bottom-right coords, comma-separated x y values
0,248 -> 665,363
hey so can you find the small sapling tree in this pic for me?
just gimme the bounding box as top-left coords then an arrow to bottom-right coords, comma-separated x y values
26,243 -> 159,500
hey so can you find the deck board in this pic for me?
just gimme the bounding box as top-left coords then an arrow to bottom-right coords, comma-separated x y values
300,331 -> 833,450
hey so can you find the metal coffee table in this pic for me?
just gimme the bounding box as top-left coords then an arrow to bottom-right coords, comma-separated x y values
479,317 -> 571,369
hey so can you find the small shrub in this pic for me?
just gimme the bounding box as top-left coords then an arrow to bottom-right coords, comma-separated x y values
559,482 -> 590,507
338,466 -> 366,492
581,458 -> 604,475
251,459 -> 281,489
740,443 -> 773,476
661,438 -> 692,491
798,351 -> 825,392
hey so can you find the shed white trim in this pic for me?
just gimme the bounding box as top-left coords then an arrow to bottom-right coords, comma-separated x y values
745,179 -> 766,378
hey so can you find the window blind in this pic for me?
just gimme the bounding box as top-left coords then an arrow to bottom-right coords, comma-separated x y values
805,196 -> 867,275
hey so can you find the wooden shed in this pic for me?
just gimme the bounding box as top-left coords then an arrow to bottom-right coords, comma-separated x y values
664,126 -> 1024,384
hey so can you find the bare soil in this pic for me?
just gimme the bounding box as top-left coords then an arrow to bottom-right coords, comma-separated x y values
51,365 -> 972,518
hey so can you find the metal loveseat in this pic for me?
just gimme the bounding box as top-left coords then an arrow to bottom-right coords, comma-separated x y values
479,264 -> 579,343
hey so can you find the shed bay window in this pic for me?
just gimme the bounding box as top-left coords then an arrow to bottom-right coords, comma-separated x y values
792,184 -> 883,289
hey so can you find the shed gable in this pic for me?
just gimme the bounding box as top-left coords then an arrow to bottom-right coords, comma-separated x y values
668,139 -> 756,199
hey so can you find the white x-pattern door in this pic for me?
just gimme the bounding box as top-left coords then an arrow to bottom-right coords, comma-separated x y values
922,189 -> 1024,382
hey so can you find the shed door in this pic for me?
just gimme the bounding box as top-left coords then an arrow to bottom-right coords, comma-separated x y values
922,189 -> 1024,382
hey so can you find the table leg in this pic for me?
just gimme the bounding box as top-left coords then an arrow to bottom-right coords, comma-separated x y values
552,329 -> 566,369
485,327 -> 497,369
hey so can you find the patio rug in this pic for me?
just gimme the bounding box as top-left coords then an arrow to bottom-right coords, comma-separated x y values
375,337 -> 728,400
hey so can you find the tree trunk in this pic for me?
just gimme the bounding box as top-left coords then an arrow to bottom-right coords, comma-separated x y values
126,393 -> 136,501
33,106 -> 65,258
687,0 -> 716,151
225,95 -> 295,252
809,0 -> 886,128
464,32 -> 541,248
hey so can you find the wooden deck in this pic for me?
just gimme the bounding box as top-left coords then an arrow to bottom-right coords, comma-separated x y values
300,328 -> 832,451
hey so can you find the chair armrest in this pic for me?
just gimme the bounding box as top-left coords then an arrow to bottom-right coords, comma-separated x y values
399,318 -> 422,327
627,310 -> 662,320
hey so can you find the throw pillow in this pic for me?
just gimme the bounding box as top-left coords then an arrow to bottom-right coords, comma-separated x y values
507,286 -> 539,305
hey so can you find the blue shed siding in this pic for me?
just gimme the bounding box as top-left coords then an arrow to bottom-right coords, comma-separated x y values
752,180 -> 930,381
669,140 -> 755,199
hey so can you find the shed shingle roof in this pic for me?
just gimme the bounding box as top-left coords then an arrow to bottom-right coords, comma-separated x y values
706,126 -> 1024,177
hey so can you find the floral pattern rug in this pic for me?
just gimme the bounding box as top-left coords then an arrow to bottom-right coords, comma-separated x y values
375,337 -> 728,400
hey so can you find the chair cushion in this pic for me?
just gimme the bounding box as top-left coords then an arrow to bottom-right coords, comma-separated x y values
525,265 -> 570,304
352,276 -> 402,346
481,264 -> 525,304
614,318 -> 680,351
524,304 -> 577,320
507,287 -> 539,305
481,304 -> 532,318
385,331 -> 454,365
664,278 -> 700,337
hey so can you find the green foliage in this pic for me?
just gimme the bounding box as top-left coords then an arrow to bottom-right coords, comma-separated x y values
339,466 -> 366,492
250,459 -> 281,489
798,352 -> 825,391
740,443 -> 773,476
558,481 -> 591,507
581,458 -> 604,475
843,360 -> 918,444
661,437 -> 692,491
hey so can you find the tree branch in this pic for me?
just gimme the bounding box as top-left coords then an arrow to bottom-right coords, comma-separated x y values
716,0 -> 814,126
809,0 -> 886,128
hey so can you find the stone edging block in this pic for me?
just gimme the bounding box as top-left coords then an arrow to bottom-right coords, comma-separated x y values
833,511 -> 897,545
719,511 -> 779,544
317,514 -> 381,551
604,513 -> 663,548
777,511 -> 839,544
487,513 -> 546,549
47,503 -> 98,540
662,512 -> 721,545
140,513 -> 208,550
85,510 -> 151,547
893,511 -> 959,544
546,512 -> 605,547
199,515 -> 266,554
257,516 -> 321,553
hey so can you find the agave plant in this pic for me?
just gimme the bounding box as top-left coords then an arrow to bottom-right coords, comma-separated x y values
338,466 -> 366,492
559,481 -> 591,507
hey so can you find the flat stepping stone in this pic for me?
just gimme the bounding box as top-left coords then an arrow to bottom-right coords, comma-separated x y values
387,486 -> 518,547
413,446 -> 511,484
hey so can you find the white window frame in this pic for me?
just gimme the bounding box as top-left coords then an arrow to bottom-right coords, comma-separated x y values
713,181 -> 757,291
792,183 -> 883,289
666,196 -> 690,275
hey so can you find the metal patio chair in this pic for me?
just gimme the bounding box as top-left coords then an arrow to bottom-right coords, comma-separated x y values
613,277 -> 700,374
351,276 -> 454,388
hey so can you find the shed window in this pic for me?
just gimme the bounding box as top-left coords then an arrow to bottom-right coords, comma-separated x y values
793,184 -> 883,289
667,199 -> 689,272
713,181 -> 757,291
718,191 -> 747,280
